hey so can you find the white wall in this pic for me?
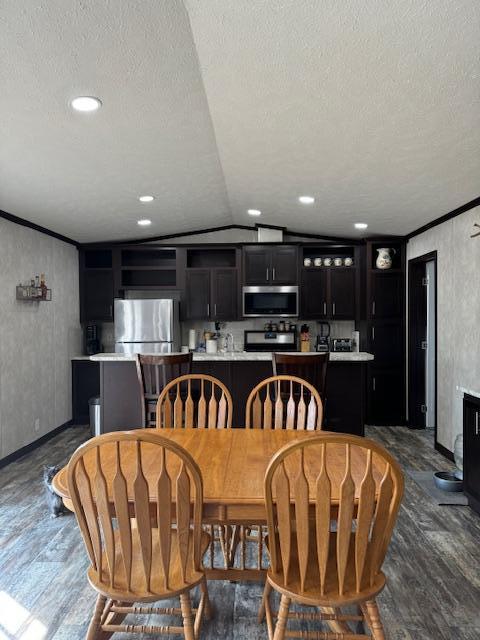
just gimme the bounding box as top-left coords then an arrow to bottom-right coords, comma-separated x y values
407,205 -> 480,451
0,218 -> 82,460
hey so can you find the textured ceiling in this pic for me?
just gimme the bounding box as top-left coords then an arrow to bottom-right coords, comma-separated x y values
1,1 -> 479,242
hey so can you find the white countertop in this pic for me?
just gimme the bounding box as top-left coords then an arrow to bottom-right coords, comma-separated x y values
74,351 -> 374,363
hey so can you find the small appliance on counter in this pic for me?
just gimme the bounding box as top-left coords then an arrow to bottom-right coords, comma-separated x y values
331,338 -> 353,353
85,324 -> 101,355
315,321 -> 330,352
244,329 -> 297,352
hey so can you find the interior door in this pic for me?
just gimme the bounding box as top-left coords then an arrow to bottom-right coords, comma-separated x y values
408,260 -> 427,428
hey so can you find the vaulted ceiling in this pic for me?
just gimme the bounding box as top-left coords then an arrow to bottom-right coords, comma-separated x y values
1,1 -> 479,242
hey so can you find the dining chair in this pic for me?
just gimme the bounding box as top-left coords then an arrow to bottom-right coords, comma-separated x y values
156,373 -> 234,568
135,353 -> 192,427
272,351 -> 328,402
156,373 -> 233,429
245,375 -> 323,430
260,433 -> 404,640
67,430 -> 211,640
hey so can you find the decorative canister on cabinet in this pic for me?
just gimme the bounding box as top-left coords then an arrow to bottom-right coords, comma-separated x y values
376,247 -> 395,270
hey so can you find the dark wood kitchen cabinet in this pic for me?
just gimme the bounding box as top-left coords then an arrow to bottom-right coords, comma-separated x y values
370,271 -> 404,318
184,268 -> 238,321
301,267 -> 355,319
72,360 -> 100,425
243,245 -> 297,285
330,268 -> 356,319
464,394 -> 480,514
365,239 -> 406,425
301,269 -> 328,318
80,249 -> 115,322
185,269 -> 210,320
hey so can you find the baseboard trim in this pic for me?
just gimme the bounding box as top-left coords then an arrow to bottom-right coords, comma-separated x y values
435,441 -> 454,462
0,420 -> 73,469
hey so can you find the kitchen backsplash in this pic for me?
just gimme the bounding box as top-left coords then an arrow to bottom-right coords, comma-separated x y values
99,318 -> 356,353
181,319 -> 356,351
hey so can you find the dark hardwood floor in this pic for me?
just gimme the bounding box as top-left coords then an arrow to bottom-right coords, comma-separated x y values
0,425 -> 479,639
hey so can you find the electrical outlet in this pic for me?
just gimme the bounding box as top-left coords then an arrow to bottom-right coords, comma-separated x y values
34,418 -> 40,432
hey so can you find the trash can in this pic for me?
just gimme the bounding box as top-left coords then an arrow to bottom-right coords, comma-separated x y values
89,396 -> 101,436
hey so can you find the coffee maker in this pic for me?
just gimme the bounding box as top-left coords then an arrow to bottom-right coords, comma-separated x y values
85,324 -> 101,355
315,321 -> 330,352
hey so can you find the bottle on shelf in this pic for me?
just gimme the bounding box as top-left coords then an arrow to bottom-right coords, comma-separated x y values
40,274 -> 47,299
300,323 -> 311,352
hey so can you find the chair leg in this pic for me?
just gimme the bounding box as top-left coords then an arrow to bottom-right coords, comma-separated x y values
362,600 -> 386,640
86,594 -> 106,640
200,576 -> 212,620
180,592 -> 195,640
258,580 -> 272,623
273,594 -> 291,640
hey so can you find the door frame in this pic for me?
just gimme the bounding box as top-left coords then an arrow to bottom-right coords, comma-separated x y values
407,251 -> 438,441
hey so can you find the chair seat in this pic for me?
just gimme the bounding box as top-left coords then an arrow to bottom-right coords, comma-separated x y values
88,528 -> 210,602
266,532 -> 386,607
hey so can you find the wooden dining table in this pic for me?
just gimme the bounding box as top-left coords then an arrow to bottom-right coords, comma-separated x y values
53,427 -> 385,582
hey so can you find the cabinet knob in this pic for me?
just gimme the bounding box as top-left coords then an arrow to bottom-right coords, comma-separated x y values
272,267 -> 276,281
332,302 -> 336,316
266,267 -> 269,281
476,411 -> 479,436
323,301 -> 327,316
207,303 -> 210,317
214,303 -> 217,317
372,301 -> 376,316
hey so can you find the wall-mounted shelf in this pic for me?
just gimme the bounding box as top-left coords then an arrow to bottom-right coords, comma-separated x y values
16,285 -> 52,301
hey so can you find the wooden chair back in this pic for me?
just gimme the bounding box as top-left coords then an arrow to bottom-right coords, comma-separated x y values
135,353 -> 192,427
272,352 -> 328,399
67,430 -> 203,594
156,374 -> 233,429
264,434 -> 404,597
245,375 -> 323,430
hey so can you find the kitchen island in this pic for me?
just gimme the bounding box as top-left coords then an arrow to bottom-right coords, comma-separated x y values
73,351 -> 373,436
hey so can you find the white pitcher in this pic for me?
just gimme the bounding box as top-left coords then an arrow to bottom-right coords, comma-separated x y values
376,247 -> 395,270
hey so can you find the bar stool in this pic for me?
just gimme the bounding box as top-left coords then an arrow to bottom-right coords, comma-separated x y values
135,353 -> 192,427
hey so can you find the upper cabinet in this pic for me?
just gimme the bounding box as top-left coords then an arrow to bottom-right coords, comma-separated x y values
300,245 -> 357,320
243,245 -> 297,285
183,248 -> 239,321
80,249 -> 114,323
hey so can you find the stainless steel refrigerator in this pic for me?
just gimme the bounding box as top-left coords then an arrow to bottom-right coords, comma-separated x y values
114,299 -> 180,354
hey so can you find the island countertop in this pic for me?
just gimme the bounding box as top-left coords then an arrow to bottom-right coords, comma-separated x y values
73,351 -> 373,363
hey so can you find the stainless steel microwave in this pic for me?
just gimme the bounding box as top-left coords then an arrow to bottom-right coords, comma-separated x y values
242,286 -> 299,317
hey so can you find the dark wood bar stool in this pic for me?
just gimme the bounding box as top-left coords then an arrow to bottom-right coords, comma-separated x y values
272,352 -> 329,419
135,353 -> 192,427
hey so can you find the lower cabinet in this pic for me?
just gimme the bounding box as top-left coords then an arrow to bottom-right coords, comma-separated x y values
77,359 -> 369,435
368,366 -> 405,426
464,394 -> 480,514
325,363 -> 366,436
192,360 -> 366,435
72,360 -> 100,425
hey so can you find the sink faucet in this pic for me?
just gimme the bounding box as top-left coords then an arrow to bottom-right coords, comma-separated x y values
226,333 -> 235,352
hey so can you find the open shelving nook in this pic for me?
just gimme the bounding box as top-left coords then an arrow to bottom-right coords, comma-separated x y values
120,247 -> 177,288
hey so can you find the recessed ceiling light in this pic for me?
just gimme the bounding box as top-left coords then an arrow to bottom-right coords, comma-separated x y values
354,223 -> 368,230
139,195 -> 155,202
71,96 -> 102,112
298,196 -> 315,204
137,219 -> 152,227
247,209 -> 262,216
